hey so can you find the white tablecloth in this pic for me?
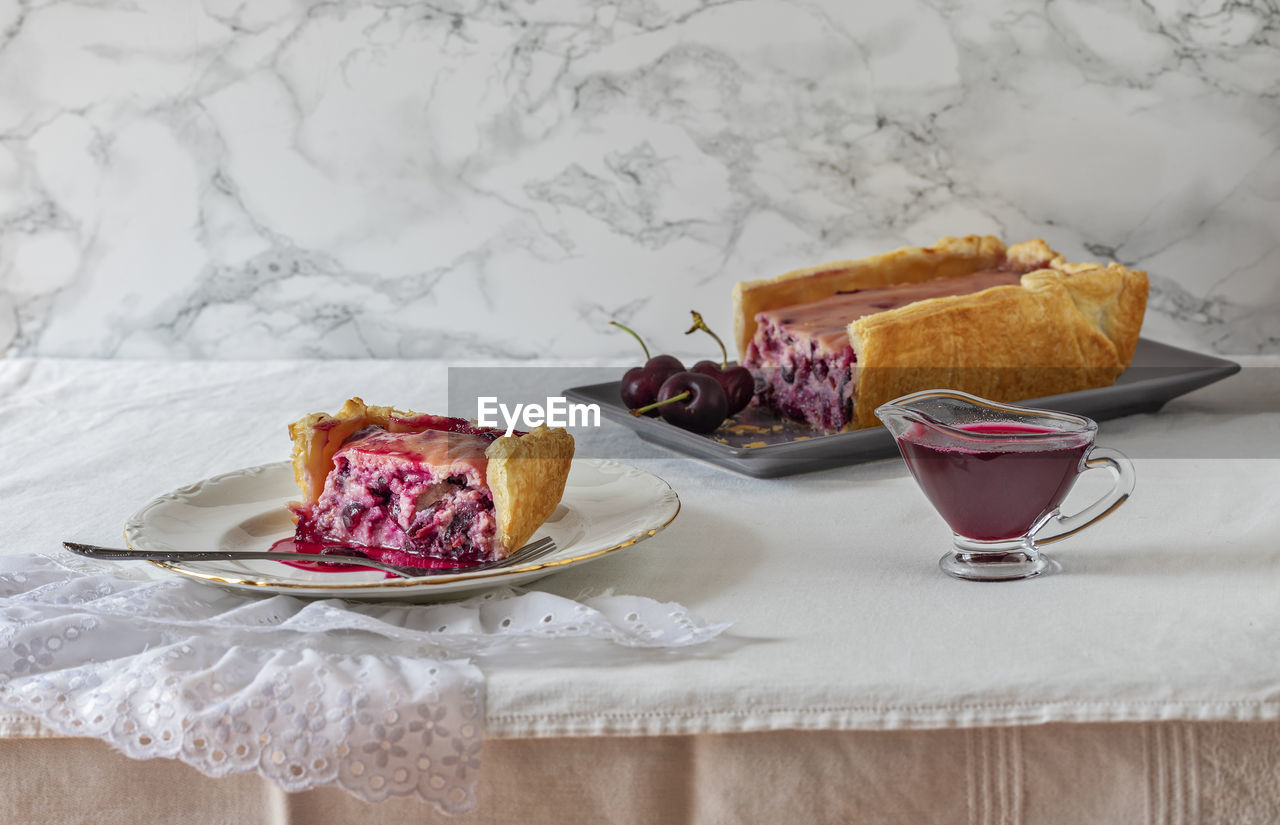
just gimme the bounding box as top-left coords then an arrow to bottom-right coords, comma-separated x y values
2,354 -> 1279,821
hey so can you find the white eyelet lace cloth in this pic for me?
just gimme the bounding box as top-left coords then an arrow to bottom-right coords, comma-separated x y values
0,555 -> 730,814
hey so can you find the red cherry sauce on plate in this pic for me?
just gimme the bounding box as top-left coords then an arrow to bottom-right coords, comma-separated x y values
268,537 -> 394,577
267,538 -> 483,578
896,422 -> 1088,541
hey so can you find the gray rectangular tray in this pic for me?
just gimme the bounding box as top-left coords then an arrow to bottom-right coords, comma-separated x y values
563,338 -> 1241,478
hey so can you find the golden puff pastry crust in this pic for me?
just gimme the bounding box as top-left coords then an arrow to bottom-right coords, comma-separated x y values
849,262 -> 1148,428
288,399 -> 575,551
732,236 -> 1149,430
485,425 -> 576,553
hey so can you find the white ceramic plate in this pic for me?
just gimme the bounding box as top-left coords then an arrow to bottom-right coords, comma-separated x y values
123,459 -> 680,601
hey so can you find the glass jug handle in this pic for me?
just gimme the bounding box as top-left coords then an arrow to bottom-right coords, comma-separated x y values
1033,447 -> 1136,546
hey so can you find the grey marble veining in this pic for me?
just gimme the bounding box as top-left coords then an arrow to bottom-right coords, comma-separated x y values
0,0 -> 1276,360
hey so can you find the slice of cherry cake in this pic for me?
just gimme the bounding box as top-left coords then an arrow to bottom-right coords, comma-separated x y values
288,398 -> 574,566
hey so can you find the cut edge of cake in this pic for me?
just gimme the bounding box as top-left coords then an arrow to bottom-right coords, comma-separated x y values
288,398 -> 575,557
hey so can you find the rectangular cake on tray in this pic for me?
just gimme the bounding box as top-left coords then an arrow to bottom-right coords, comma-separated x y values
734,236 -> 1150,431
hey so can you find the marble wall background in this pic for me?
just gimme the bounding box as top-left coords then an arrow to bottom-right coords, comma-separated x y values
0,0 -> 1276,361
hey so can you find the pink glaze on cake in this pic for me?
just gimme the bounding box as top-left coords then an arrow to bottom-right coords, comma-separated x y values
292,428 -> 505,564
743,269 -> 1025,430
309,411 -> 510,442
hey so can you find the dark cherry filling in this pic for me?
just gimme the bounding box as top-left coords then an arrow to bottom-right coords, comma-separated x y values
296,470 -> 497,564
747,333 -> 855,431
293,426 -> 503,564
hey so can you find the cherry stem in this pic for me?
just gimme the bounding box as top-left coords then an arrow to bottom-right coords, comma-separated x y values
630,391 -> 691,417
684,310 -> 727,370
610,320 -> 650,361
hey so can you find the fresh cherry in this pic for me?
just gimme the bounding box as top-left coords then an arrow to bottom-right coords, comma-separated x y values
691,360 -> 753,415
644,354 -> 686,386
620,366 -> 662,410
631,372 -> 728,434
612,321 -> 686,414
684,311 -> 754,416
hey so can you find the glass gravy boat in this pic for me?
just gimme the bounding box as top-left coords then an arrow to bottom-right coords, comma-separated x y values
875,390 -> 1135,581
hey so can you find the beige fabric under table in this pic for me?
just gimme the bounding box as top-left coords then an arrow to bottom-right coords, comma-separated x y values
2,722 -> 1277,824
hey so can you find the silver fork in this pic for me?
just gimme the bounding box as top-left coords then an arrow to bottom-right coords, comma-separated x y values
61,537 -> 559,580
